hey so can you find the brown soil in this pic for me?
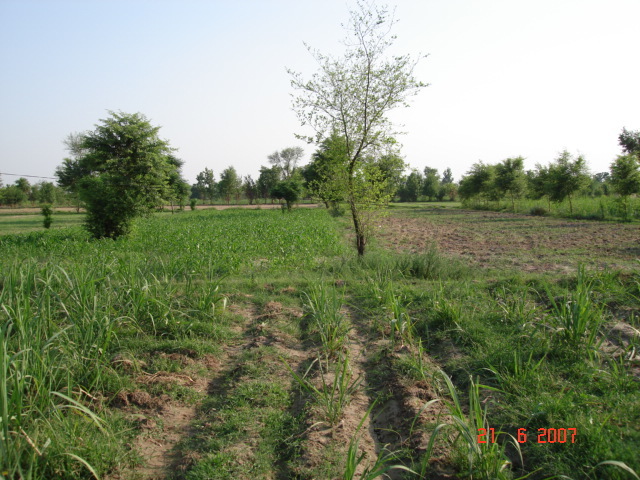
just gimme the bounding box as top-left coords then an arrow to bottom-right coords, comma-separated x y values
378,208 -> 640,273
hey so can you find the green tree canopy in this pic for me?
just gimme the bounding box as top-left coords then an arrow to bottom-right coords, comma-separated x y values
618,128 -> 640,155
422,167 -> 440,201
610,154 -> 640,197
398,170 -> 423,202
218,166 -> 242,204
195,168 -> 216,203
494,156 -> 527,210
257,166 -> 281,203
303,133 -> 349,208
546,150 -> 590,214
58,111 -> 183,239
458,162 -> 498,202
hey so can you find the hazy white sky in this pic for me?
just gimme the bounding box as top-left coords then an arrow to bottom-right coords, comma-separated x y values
1,0 -> 639,185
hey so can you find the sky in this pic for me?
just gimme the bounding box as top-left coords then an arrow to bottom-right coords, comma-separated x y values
1,0 -> 639,186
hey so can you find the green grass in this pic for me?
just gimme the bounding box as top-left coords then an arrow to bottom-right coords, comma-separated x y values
1,204 -> 638,479
0,212 -> 85,234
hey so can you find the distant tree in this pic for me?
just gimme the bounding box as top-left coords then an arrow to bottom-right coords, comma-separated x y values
58,111 -> 182,239
218,166 -> 242,204
442,182 -> 458,201
610,154 -> 640,218
494,156 -> 526,210
268,147 -> 304,179
546,150 -> 590,215
288,1 -> 426,255
618,127 -> 640,155
458,162 -> 498,203
398,170 -> 423,202
15,177 -> 31,198
588,172 -> 610,197
526,164 -> 552,210
257,165 -> 281,203
375,150 -> 406,199
303,133 -> 348,208
195,168 -> 216,204
271,177 -> 303,211
243,175 -> 258,205
422,167 -> 440,201
610,155 -> 640,195
38,181 -> 57,204
3,185 -> 26,206
441,167 -> 454,185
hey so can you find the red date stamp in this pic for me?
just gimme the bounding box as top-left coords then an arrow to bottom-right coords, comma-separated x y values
478,428 -> 577,444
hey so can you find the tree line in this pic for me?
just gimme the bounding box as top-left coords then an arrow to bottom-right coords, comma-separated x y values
447,128 -> 640,217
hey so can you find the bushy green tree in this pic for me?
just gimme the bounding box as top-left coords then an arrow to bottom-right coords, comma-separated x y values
218,166 -> 242,204
398,170 -> 423,202
458,162 -> 498,203
375,151 -> 406,199
288,1 -> 426,255
37,181 -> 57,205
271,177 -> 303,211
610,154 -> 640,218
58,111 -> 183,239
422,167 -> 440,201
618,127 -> 640,155
494,156 -> 526,210
546,150 -> 590,215
257,166 -> 281,203
195,168 -> 216,204
2,185 -> 25,206
526,164 -> 552,210
243,175 -> 258,205
303,133 -> 348,208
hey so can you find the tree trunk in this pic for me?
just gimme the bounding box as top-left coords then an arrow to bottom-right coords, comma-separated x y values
349,199 -> 366,256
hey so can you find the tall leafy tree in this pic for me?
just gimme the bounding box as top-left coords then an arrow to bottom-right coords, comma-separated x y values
398,170 -> 423,202
218,166 -> 242,204
195,168 -> 216,204
57,111 -> 182,239
288,1 -> 426,255
243,175 -> 258,205
610,154 -> 640,218
375,150 -> 406,199
37,181 -> 57,205
618,127 -> 640,155
441,167 -> 454,185
257,166 -> 281,203
15,177 -> 31,197
526,164 -> 552,210
271,176 -> 303,211
303,133 -> 348,208
458,162 -> 498,203
422,167 -> 440,201
494,156 -> 526,210
268,147 -> 304,179
546,150 -> 590,215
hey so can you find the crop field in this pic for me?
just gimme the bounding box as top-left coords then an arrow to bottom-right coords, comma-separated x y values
1,205 -> 639,479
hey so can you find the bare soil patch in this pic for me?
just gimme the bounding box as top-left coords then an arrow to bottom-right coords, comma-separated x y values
378,208 -> 640,273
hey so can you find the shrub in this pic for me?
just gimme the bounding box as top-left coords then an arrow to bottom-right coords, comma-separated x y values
41,204 -> 53,229
529,206 -> 547,216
